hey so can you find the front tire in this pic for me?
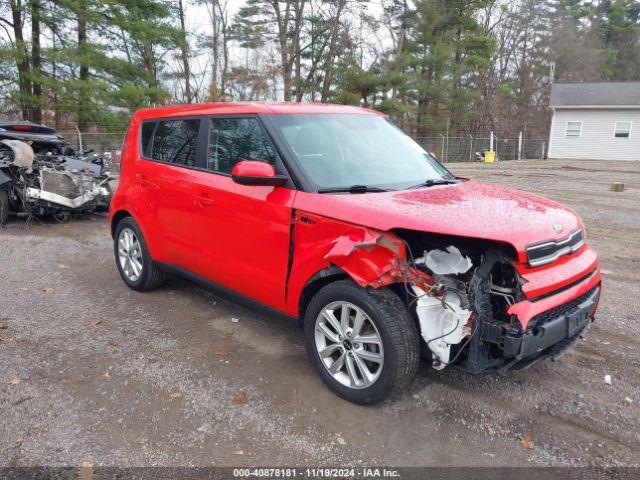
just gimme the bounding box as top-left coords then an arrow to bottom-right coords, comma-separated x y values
113,217 -> 165,291
304,281 -> 419,404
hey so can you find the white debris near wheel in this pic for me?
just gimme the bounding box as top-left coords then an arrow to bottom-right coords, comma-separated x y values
412,285 -> 472,369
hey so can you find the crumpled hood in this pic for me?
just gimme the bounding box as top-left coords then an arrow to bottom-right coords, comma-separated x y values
293,179 -> 582,261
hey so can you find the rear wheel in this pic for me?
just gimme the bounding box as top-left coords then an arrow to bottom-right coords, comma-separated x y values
113,217 -> 165,291
304,281 -> 419,404
0,189 -> 9,225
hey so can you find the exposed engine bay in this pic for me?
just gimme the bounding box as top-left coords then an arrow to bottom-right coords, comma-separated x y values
401,234 -> 597,374
397,235 -> 520,371
0,123 -> 117,223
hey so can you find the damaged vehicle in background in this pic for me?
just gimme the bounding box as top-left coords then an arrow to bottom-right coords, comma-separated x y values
0,121 -> 117,224
109,103 -> 601,404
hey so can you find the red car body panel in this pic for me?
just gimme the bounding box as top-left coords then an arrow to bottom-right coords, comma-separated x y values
111,115 -> 198,267
189,169 -> 295,310
515,245 -> 599,299
322,228 -> 426,288
283,213 -> 430,316
292,180 -> 582,264
128,102 -> 383,121
231,159 -> 278,178
110,102 -> 601,338
508,267 -> 601,329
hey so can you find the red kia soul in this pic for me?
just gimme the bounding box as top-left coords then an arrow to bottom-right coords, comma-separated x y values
110,102 -> 601,404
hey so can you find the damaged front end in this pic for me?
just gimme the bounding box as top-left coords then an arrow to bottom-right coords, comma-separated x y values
0,138 -> 117,223
323,226 -> 600,374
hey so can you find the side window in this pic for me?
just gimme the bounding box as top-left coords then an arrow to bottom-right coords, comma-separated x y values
151,119 -> 200,166
207,118 -> 277,174
140,121 -> 155,157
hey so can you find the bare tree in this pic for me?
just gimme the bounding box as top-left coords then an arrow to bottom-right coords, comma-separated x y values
9,0 -> 32,120
319,0 -> 347,101
272,0 -> 306,101
177,0 -> 192,102
204,0 -> 230,100
29,0 -> 42,123
237,0 -> 307,101
76,0 -> 90,130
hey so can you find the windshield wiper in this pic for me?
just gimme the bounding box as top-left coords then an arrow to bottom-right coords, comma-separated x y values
317,185 -> 390,194
406,179 -> 458,190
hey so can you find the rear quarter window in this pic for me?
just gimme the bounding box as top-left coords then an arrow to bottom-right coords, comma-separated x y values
140,121 -> 156,157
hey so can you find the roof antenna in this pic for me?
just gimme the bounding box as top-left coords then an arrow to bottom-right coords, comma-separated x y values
549,62 -> 556,84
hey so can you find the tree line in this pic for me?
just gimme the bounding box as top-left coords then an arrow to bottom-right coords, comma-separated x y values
1,0 -> 639,138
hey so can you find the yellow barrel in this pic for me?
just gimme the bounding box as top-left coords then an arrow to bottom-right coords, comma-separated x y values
484,151 -> 495,163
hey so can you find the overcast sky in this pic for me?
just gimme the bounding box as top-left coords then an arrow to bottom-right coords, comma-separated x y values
182,1 -> 391,100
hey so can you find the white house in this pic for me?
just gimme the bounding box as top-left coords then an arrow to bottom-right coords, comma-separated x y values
548,82 -> 640,161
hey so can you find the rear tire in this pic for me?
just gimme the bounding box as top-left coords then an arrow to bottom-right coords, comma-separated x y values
113,216 -> 165,291
304,280 -> 419,404
0,188 -> 9,225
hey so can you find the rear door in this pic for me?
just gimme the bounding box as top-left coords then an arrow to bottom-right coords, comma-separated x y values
136,117 -> 204,269
190,116 -> 295,311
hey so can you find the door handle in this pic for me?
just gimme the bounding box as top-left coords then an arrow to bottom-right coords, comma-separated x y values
135,174 -> 159,189
195,197 -> 214,208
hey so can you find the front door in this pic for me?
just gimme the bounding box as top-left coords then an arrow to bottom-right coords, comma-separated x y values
190,116 -> 295,311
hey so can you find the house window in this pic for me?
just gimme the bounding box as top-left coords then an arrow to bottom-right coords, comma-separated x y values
614,121 -> 632,138
565,121 -> 582,137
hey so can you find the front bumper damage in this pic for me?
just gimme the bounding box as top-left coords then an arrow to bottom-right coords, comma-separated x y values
464,245 -> 601,375
317,224 -> 601,375
503,286 -> 599,362
467,282 -> 600,374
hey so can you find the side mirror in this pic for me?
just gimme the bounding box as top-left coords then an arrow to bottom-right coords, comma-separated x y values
231,160 -> 288,187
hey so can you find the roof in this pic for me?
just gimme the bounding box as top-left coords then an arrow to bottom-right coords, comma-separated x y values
550,82 -> 640,108
134,102 -> 382,120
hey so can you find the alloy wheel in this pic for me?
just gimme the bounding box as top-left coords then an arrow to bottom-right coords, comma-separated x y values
314,301 -> 384,389
118,227 -> 143,282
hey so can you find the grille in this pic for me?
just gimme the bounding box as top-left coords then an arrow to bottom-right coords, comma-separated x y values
526,229 -> 584,267
529,286 -> 599,328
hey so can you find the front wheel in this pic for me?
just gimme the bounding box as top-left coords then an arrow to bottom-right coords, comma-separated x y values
304,281 -> 419,404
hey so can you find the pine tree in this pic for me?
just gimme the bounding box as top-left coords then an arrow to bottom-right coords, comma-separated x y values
594,0 -> 640,79
0,0 -> 177,130
398,0 -> 495,134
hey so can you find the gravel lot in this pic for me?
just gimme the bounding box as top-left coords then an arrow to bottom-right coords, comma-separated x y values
1,159 -> 638,470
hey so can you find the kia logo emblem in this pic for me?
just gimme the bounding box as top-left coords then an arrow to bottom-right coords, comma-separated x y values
552,223 -> 564,233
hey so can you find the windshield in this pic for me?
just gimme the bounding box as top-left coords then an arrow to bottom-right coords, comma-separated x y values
269,114 -> 454,191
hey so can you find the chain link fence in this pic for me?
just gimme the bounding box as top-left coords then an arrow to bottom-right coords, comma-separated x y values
522,139 -> 547,160
414,136 -> 546,162
58,131 -> 125,155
